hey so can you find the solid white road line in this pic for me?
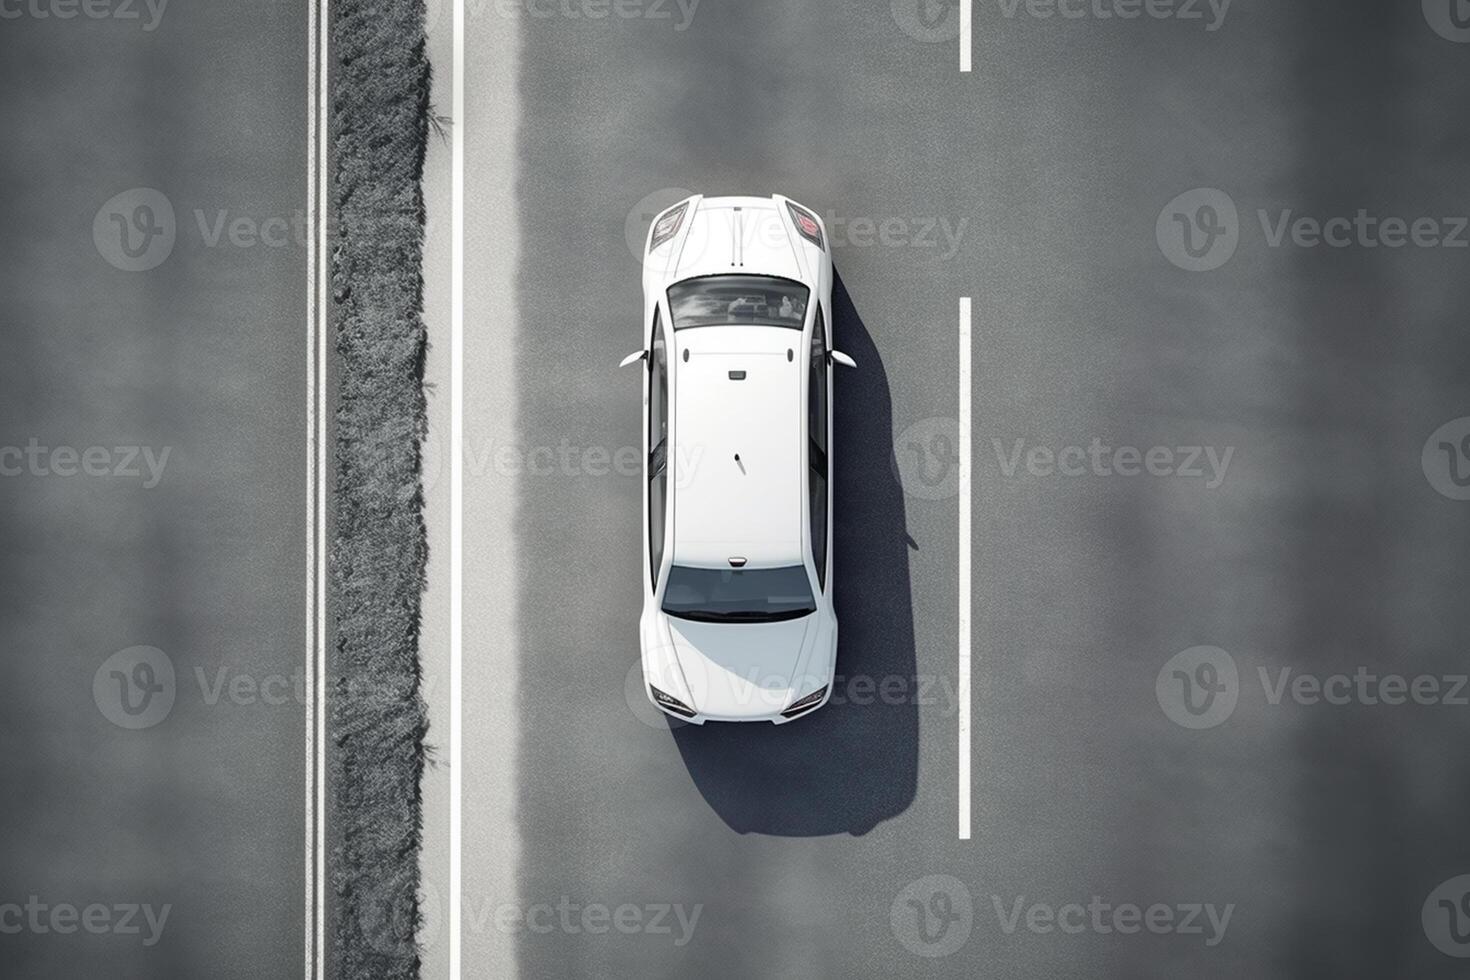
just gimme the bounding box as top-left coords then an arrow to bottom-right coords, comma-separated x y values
958,297 -> 972,841
450,0 -> 465,975
960,0 -> 972,72
314,0 -> 329,966
306,0 -> 328,976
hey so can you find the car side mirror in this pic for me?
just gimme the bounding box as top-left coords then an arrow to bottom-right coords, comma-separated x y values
619,350 -> 648,368
828,350 -> 856,369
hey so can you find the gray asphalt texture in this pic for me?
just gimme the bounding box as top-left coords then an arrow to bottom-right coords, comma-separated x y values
472,0 -> 1470,977
0,6 -> 309,978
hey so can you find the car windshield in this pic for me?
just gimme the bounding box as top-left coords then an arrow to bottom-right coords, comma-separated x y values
661,564 -> 816,623
667,275 -> 809,330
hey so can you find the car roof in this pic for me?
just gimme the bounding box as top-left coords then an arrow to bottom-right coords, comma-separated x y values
671,324 -> 805,568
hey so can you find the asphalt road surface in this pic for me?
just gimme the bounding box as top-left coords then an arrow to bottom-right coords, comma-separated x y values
463,1 -> 1470,977
0,6 -> 309,978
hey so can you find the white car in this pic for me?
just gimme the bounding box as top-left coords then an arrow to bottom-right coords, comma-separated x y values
622,194 -> 856,724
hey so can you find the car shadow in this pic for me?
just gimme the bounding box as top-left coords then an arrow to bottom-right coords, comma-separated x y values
670,271 -> 920,836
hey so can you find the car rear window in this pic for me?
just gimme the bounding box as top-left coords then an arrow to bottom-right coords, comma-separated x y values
667,275 -> 809,330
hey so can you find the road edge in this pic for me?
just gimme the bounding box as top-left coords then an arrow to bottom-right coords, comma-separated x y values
418,1 -> 454,977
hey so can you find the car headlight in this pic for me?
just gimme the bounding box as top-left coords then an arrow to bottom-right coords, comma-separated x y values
780,686 -> 828,719
649,685 -> 695,718
785,202 -> 824,252
649,202 -> 688,252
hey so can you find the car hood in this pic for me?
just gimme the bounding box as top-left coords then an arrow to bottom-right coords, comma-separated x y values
642,195 -> 829,301
674,201 -> 806,284
666,614 -> 816,719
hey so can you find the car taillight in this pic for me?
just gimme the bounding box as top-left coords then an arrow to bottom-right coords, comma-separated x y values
649,203 -> 688,252
786,202 -> 824,251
